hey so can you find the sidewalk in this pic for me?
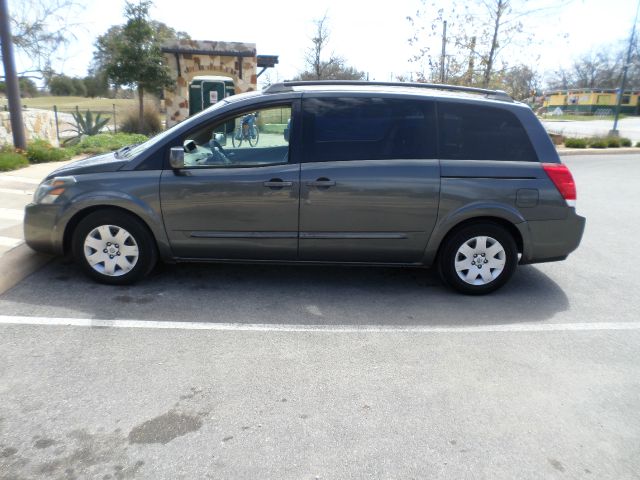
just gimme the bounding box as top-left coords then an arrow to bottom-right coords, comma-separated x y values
0,159 -> 75,294
0,160 -> 75,255
542,117 -> 640,143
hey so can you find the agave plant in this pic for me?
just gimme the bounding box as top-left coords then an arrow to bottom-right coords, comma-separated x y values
63,110 -> 111,146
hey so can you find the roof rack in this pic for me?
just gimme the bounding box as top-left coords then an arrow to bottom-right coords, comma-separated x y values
263,80 -> 513,102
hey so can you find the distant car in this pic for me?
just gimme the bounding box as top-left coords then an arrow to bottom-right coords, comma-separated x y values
24,81 -> 585,294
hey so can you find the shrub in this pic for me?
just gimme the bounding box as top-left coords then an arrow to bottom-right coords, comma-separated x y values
606,137 -> 620,148
69,133 -> 148,155
564,138 -> 587,148
588,138 -> 608,149
0,146 -> 29,171
63,110 -> 111,146
636,141 -> 640,147
26,139 -> 72,163
620,137 -> 632,147
120,101 -> 162,136
49,75 -> 77,96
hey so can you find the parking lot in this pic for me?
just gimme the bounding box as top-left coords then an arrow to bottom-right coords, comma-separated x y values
1,155 -> 639,479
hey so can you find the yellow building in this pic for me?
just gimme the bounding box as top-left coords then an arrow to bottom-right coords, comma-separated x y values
543,89 -> 640,115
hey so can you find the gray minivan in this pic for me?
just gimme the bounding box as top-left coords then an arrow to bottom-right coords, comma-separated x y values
24,81 -> 585,294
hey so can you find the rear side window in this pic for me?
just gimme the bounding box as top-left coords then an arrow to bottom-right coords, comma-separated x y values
438,102 -> 538,162
302,97 -> 437,162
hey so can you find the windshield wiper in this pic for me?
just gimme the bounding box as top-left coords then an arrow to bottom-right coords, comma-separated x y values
115,144 -> 139,159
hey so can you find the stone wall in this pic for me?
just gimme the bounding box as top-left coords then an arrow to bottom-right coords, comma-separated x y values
0,109 -> 74,148
163,40 -> 258,127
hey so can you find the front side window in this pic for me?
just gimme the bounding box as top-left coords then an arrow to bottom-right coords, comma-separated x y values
181,105 -> 292,168
438,102 -> 538,162
302,97 -> 437,162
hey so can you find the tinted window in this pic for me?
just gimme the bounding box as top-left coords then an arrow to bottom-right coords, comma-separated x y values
302,97 -> 437,162
438,102 -> 538,162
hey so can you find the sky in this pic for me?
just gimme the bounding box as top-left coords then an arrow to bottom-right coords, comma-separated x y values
7,0 -> 640,88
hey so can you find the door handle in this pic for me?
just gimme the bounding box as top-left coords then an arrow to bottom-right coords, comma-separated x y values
306,178 -> 336,188
263,179 -> 293,188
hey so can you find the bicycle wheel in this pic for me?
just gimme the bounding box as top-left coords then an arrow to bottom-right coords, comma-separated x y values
249,126 -> 259,147
232,127 -> 243,148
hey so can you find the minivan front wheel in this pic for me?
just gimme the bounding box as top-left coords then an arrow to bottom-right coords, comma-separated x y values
439,223 -> 517,295
72,210 -> 157,285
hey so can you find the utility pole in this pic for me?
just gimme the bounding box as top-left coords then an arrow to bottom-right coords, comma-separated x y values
611,0 -> 640,136
0,0 -> 26,149
440,20 -> 447,83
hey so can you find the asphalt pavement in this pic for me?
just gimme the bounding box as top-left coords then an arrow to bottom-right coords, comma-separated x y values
0,155 -> 639,479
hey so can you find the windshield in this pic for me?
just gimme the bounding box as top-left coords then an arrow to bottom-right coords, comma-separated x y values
119,99 -> 231,159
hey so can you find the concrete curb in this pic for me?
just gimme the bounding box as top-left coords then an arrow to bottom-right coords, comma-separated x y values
557,147 -> 640,156
0,243 -> 53,295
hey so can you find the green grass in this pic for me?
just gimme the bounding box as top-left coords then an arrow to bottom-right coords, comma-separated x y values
588,138 -> 608,148
0,148 -> 29,171
260,123 -> 287,134
564,138 -> 587,148
541,114 -> 627,122
563,136 -> 635,149
26,139 -> 73,163
2,96 -> 137,117
0,133 -> 148,172
68,133 -> 148,155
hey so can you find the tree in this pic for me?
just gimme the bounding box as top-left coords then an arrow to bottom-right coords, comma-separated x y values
5,0 -> 80,79
93,21 -> 189,98
49,74 -> 76,96
496,64 -> 540,101
83,72 -> 110,98
545,41 -> 640,91
0,77 -> 38,97
293,13 -> 365,81
97,1 -> 173,130
407,0 -> 566,88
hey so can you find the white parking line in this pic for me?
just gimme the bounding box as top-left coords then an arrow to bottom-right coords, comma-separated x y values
0,208 -> 23,221
0,315 -> 639,333
0,236 -> 22,248
0,187 -> 33,195
0,175 -> 41,185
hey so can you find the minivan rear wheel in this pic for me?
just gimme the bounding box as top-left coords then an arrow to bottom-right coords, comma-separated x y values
438,223 -> 517,295
72,210 -> 157,285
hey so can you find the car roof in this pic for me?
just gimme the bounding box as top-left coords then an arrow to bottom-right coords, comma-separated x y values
263,81 -> 515,105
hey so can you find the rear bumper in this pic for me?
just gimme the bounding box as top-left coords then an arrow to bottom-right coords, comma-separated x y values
23,203 -> 65,255
520,211 -> 586,264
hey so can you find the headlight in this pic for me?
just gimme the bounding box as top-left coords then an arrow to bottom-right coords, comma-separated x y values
33,176 -> 76,204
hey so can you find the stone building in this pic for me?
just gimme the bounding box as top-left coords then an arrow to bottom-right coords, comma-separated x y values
162,40 -> 278,127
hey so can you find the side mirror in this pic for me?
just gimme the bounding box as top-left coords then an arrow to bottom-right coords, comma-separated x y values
169,147 -> 184,169
214,133 -> 226,146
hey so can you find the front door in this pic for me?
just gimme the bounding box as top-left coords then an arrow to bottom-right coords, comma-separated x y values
298,96 -> 440,263
160,103 -> 300,260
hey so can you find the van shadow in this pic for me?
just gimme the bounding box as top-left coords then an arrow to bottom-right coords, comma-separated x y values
1,259 -> 569,327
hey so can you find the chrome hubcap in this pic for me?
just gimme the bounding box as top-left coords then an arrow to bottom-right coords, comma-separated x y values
455,236 -> 506,286
83,225 -> 139,277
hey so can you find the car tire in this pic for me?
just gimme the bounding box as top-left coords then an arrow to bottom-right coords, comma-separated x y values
438,223 -> 518,295
72,209 -> 157,285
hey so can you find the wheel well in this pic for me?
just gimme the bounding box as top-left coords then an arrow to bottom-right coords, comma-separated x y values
63,206 -> 158,255
436,216 -> 523,259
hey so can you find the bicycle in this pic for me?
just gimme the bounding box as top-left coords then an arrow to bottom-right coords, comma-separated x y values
232,113 -> 259,147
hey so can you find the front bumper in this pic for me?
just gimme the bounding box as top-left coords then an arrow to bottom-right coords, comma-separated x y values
23,203 -> 65,255
520,210 -> 586,264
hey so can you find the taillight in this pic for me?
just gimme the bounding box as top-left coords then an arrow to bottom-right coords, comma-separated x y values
542,163 -> 576,207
